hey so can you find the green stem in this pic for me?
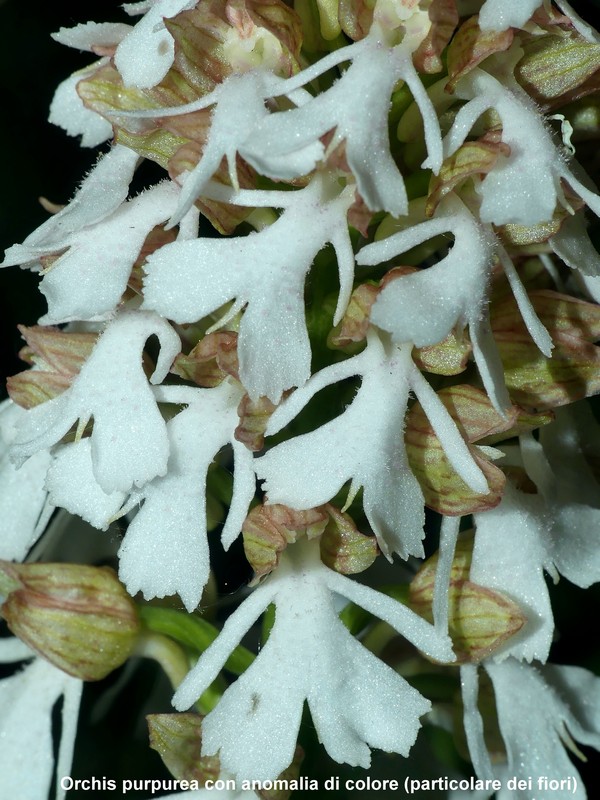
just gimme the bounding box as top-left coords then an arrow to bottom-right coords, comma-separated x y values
134,632 -> 190,690
139,605 -> 254,674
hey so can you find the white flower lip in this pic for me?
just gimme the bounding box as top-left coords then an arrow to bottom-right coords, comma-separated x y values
173,539 -> 453,781
11,311 -> 180,495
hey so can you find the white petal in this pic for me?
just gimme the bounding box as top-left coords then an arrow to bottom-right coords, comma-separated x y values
183,540 -> 439,781
478,0 -> 542,31
221,439 -> 257,551
542,663 -> 600,749
2,146 -> 138,256
170,72 -> 273,226
549,504 -> 600,589
49,62 -> 114,148
324,566 -> 455,663
173,583 -> 277,711
200,606 -> 307,781
51,22 -> 132,51
56,676 -> 84,800
0,638 -> 33,663
45,439 -> 125,530
0,658 -> 82,800
471,487 -> 553,662
486,660 -> 590,798
114,0 -> 197,88
520,425 -> 600,589
0,401 -> 52,560
363,199 -> 494,348
560,164 -> 600,218
470,314 -> 513,415
443,94 -> 493,156
119,383 -> 243,611
246,40 -> 440,216
411,367 -> 488,495
12,311 -> 180,494
499,247 -> 553,356
433,515 -> 461,635
447,71 -> 563,226
550,213 -> 600,277
460,665 -> 495,781
38,181 -> 179,323
308,610 -> 430,766
123,0 -> 154,15
259,336 -> 428,558
144,177 -> 354,403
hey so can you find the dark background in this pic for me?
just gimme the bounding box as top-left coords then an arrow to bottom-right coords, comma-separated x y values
2,0 -> 600,797
0,0 -> 129,388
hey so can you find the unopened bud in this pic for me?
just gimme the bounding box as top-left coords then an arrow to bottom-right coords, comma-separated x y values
516,33 -> 600,107
409,535 -> 526,663
242,503 -> 329,582
319,504 -> 378,574
0,561 -> 140,680
147,713 -> 219,783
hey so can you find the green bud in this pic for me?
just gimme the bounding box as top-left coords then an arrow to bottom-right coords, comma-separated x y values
516,33 -> 600,106
409,535 -> 527,664
0,561 -> 141,681
319,504 -> 378,575
235,393 -> 278,452
147,713 -> 220,784
242,503 -> 329,581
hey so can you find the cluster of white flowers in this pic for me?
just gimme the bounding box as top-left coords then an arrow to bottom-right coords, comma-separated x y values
3,0 -> 600,798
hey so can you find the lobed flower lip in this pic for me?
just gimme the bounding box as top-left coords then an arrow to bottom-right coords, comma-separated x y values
445,66 -> 600,230
10,310 -> 181,495
257,330 -> 488,560
172,538 -> 454,782
142,173 -> 355,404
240,33 -> 443,217
117,380 -> 256,612
115,24 -> 443,220
461,659 -> 600,797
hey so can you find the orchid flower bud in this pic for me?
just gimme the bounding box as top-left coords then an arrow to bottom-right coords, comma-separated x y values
0,561 -> 140,680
